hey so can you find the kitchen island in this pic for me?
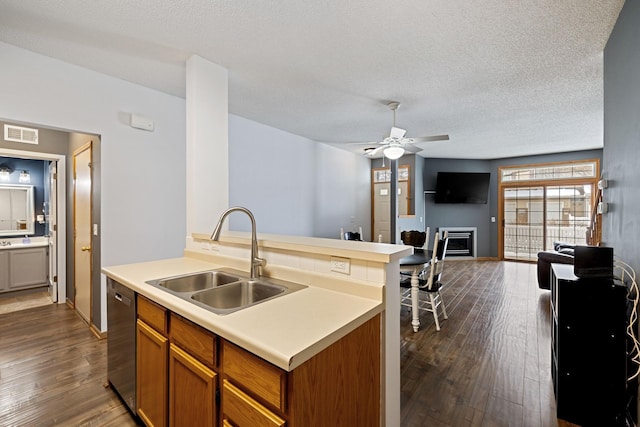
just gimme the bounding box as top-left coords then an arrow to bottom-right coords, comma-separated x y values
103,232 -> 411,426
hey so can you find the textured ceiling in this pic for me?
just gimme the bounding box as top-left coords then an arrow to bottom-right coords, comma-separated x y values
0,0 -> 624,159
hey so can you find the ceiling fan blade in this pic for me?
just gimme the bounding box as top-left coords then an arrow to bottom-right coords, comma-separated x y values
403,144 -> 423,154
364,146 -> 385,156
411,134 -> 450,143
389,127 -> 407,138
344,140 -> 385,146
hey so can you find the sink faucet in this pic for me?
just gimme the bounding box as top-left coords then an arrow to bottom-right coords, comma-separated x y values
210,206 -> 263,279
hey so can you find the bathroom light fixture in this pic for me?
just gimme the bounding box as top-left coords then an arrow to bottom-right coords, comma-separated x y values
0,166 -> 12,182
383,145 -> 404,160
19,170 -> 30,183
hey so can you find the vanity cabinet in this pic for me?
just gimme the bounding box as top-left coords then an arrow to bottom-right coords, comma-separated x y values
0,251 -> 9,292
0,246 -> 48,293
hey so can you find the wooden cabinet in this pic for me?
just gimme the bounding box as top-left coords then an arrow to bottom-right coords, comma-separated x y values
221,314 -> 381,427
0,246 -> 48,293
168,313 -> 217,427
169,344 -> 216,427
136,297 -> 169,427
137,296 -> 219,427
136,296 -> 381,427
222,379 -> 285,427
221,341 -> 287,427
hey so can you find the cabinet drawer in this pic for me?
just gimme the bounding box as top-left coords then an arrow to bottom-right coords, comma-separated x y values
222,340 -> 287,412
169,313 -> 217,369
222,379 -> 286,427
137,295 -> 167,335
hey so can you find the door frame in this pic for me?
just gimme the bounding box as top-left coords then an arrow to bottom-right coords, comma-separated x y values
371,164 -> 411,243
0,147 -> 67,302
498,159 -> 599,260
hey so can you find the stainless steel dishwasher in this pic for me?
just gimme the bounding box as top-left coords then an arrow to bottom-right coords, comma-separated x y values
107,277 -> 137,414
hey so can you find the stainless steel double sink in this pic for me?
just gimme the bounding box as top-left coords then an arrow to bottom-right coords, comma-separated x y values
145,269 -> 307,315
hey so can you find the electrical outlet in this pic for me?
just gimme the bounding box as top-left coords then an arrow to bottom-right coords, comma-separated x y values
201,241 -> 220,252
330,256 -> 351,274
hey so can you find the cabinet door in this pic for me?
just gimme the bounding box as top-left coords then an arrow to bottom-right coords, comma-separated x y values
9,247 -> 48,290
137,320 -> 168,427
0,251 -> 9,292
169,344 -> 216,427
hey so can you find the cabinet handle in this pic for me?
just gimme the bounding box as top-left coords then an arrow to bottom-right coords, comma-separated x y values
81,246 -> 91,252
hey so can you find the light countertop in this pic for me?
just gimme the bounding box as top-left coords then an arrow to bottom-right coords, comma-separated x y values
102,256 -> 384,371
191,231 -> 412,263
0,240 -> 49,250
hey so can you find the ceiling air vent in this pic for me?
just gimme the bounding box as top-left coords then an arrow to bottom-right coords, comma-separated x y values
4,124 -> 39,144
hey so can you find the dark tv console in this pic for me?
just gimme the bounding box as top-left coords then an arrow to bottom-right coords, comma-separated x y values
550,263 -> 628,426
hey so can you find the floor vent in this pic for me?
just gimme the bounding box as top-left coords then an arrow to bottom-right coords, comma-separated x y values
4,124 -> 38,144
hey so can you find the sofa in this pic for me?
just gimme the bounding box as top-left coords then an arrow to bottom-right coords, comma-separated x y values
537,242 -> 576,290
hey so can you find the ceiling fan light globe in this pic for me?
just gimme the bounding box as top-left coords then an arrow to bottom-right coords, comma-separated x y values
383,146 -> 404,160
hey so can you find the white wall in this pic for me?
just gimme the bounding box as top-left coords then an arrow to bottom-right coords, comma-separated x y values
314,142 -> 371,240
0,41 -> 187,329
0,41 -> 187,266
0,41 -> 372,330
229,114 -> 371,239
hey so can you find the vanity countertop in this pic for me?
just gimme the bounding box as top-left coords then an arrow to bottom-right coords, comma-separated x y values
0,240 -> 49,250
103,256 -> 384,371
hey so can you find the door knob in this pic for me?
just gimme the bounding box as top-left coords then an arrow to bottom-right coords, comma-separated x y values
81,246 -> 91,252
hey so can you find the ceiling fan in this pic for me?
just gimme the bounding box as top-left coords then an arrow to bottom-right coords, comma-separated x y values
351,101 -> 449,160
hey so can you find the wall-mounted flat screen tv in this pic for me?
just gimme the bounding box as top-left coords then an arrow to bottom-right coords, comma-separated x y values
434,172 -> 491,204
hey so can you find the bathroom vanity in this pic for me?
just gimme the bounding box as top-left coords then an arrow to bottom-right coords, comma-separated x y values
0,242 -> 48,293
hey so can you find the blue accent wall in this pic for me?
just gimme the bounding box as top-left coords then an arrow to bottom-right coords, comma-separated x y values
602,1 -> 640,417
422,149 -> 602,257
0,157 -> 47,236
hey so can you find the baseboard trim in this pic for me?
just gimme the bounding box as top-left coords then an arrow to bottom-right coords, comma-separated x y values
66,298 -> 74,309
90,324 -> 107,340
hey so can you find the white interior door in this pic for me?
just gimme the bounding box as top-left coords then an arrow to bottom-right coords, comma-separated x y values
374,183 -> 391,243
74,143 -> 92,323
47,161 -> 58,302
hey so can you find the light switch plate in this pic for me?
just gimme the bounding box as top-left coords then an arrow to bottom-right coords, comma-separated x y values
330,256 -> 351,274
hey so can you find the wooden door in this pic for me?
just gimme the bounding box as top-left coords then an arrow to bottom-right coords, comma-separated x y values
373,182 -> 391,243
73,142 -> 92,322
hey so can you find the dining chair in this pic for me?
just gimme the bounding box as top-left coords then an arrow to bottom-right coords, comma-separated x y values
400,227 -> 430,283
340,226 -> 363,241
400,229 -> 428,249
401,230 -> 449,331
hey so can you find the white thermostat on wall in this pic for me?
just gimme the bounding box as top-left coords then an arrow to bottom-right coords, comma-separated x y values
130,113 -> 154,131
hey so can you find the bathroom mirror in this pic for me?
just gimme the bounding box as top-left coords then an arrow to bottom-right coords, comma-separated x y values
0,184 -> 35,236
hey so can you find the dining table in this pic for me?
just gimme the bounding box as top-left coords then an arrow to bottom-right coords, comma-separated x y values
399,249 -> 432,332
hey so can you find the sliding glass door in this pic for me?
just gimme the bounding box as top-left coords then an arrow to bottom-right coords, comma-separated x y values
502,184 -> 593,261
499,160 -> 598,262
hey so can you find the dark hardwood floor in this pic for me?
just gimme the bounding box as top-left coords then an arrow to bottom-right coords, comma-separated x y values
0,261 -> 569,426
400,260 -> 572,427
0,301 -> 140,426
